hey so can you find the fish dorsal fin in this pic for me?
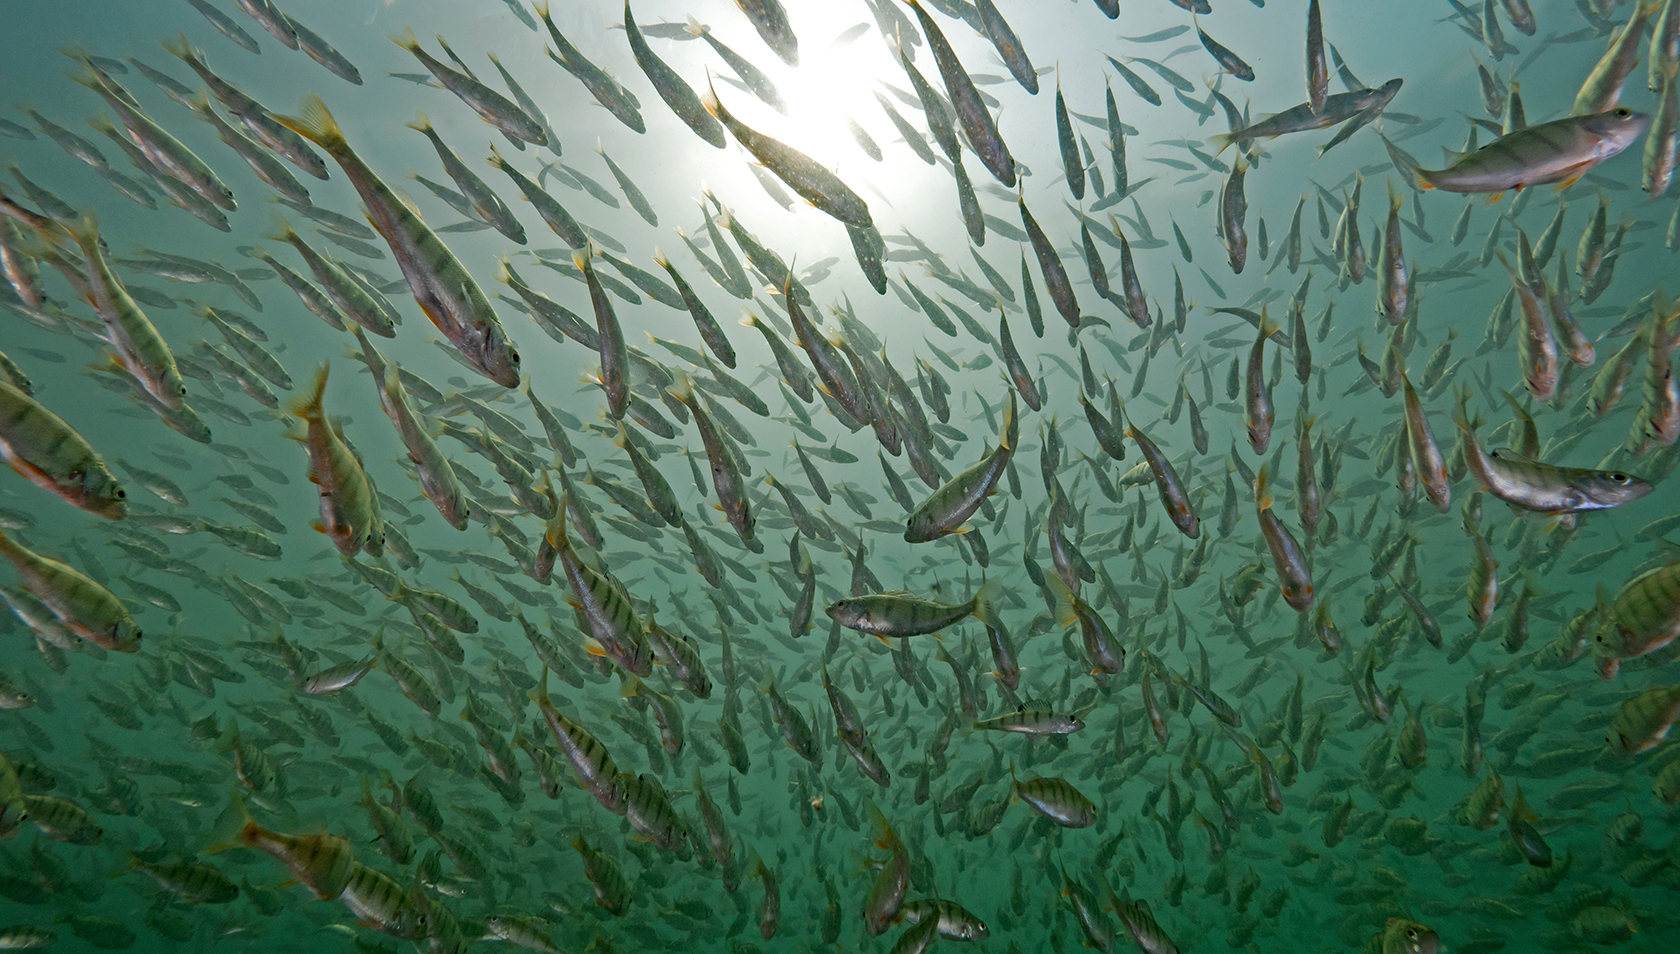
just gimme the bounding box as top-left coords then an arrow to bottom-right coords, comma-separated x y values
1440,146 -> 1472,166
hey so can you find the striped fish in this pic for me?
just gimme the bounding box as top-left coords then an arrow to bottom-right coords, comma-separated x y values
1383,109 -> 1649,195
0,378 -> 125,519
0,528 -> 137,652
1593,562 -> 1680,677
547,495 -> 651,677
531,669 -> 625,814
274,95 -> 521,388
1010,765 -> 1096,827
288,364 -> 383,558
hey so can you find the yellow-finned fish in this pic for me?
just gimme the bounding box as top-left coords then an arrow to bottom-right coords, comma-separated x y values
547,494 -> 651,677
701,82 -> 871,230
0,378 -> 125,519
1382,109 -> 1650,195
1254,466 -> 1313,612
1401,371 -> 1450,513
0,527 -> 138,652
904,390 -> 1017,542
1593,562 -> 1680,679
1608,685 -> 1680,753
61,210 -> 188,410
1453,386 -> 1652,524
827,580 -> 999,638
375,357 -> 468,531
287,363 -> 384,558
273,95 -> 521,388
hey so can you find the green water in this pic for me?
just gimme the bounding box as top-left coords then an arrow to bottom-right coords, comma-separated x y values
1,1 -> 1678,952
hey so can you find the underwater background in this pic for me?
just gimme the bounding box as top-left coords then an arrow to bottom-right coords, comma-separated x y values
2,0 -> 1679,952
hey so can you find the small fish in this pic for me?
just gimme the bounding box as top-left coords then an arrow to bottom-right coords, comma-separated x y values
736,0 -> 799,66
1454,387 -> 1652,522
906,0 -> 1016,186
827,581 -> 998,638
0,528 -> 138,652
1383,109 -> 1650,195
0,378 -> 126,519
275,96 -> 520,387
288,364 -> 384,558
389,28 -> 545,146
537,1 -> 644,133
622,5 -> 725,149
702,84 -> 871,230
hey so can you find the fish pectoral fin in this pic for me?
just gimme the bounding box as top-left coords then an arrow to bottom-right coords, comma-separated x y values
1551,161 -> 1598,192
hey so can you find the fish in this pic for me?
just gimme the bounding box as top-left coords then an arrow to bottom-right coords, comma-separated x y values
0,527 -> 138,652
701,84 -> 871,231
1454,387 -> 1652,523
0,377 -> 126,519
906,0 -> 1016,187
287,363 -> 384,558
58,210 -> 189,410
624,2 -> 726,149
1383,109 -> 1650,194
389,28 -> 545,146
827,580 -> 998,638
275,96 -> 521,387
905,391 -> 1016,541
735,0 -> 798,66
537,1 -> 644,133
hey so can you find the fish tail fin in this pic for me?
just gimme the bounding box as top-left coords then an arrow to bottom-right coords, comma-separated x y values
1210,132 -> 1236,155
61,207 -> 99,257
652,247 -> 670,270
1255,464 -> 1273,512
389,26 -> 420,52
528,666 -> 552,710
970,577 -> 1002,629
273,94 -> 345,152
1044,574 -> 1079,628
161,31 -> 198,65
290,362 -> 329,422
486,141 -> 506,169
1451,384 -> 1481,438
867,801 -> 902,853
699,73 -> 723,121
684,14 -> 708,37
266,215 -> 297,244
204,792 -> 256,854
404,112 -> 433,135
571,241 -> 593,273
546,493 -> 570,552
1512,782 -> 1539,820
1387,177 -> 1403,213
1380,134 -> 1431,192
1000,389 -> 1020,452
666,371 -> 694,407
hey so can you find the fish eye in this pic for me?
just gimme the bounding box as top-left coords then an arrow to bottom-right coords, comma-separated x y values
1609,473 -> 1629,483
115,488 -> 125,498
1615,108 -> 1632,117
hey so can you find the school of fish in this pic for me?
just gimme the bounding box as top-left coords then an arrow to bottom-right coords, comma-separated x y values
2,0 -> 1680,952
